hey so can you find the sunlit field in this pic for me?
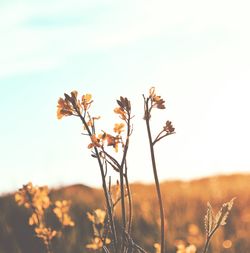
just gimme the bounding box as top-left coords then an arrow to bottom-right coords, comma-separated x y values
0,174 -> 249,253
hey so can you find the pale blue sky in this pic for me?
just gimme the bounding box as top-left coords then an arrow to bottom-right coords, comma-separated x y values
1,0 -> 250,193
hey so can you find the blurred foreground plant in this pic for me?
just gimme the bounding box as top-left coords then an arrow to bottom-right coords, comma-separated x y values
15,182 -> 74,253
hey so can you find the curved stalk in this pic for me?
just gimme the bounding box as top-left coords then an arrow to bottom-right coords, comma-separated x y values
124,160 -> 133,234
144,100 -> 165,253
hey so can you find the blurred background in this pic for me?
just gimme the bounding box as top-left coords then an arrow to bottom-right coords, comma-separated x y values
0,0 -> 250,252
1,0 -> 250,192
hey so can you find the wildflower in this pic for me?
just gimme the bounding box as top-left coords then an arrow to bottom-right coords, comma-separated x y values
15,182 -> 34,208
106,134 -> 120,152
149,87 -> 165,109
87,209 -> 106,225
114,96 -> 131,121
29,213 -> 40,226
86,237 -> 111,250
154,243 -> 161,253
57,97 -> 74,119
15,183 -> 50,211
88,135 -> 102,149
81,93 -> 93,111
113,123 -> 125,134
33,186 -> 50,211
53,200 -> 75,227
34,227 -> 57,245
114,107 -> 126,120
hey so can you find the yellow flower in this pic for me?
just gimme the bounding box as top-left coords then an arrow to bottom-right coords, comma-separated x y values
53,200 -> 75,227
87,209 -> 106,225
154,243 -> 161,253
15,183 -> 50,212
113,123 -> 125,134
29,213 -> 40,226
114,107 -> 126,120
81,94 -> 93,111
86,237 -> 111,250
35,227 -> 57,245
31,186 -> 50,212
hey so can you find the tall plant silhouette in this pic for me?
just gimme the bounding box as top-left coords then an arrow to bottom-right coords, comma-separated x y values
143,87 -> 175,253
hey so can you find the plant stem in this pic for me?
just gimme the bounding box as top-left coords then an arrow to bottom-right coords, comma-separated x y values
119,116 -> 131,252
75,110 -> 118,252
202,236 -> 211,253
144,101 -> 165,253
46,241 -> 53,253
125,160 -> 133,234
202,225 -> 219,253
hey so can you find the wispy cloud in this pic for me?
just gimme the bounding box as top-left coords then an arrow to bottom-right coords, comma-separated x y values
2,0 -> 249,78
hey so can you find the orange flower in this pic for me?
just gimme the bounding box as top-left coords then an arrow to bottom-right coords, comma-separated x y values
88,135 -> 102,149
57,97 -> 74,119
86,237 -> 111,250
149,87 -> 166,109
113,123 -> 125,134
106,134 -> 120,152
81,94 -> 93,111
114,107 -> 126,120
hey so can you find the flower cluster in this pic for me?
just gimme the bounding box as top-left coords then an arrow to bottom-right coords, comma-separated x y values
15,182 -> 50,210
15,183 -> 56,246
114,96 -> 131,121
149,87 -> 166,109
57,91 -> 93,119
35,227 -> 57,246
86,209 -> 111,250
143,87 -> 167,121
86,237 -> 111,250
87,123 -> 125,153
15,183 -> 74,248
